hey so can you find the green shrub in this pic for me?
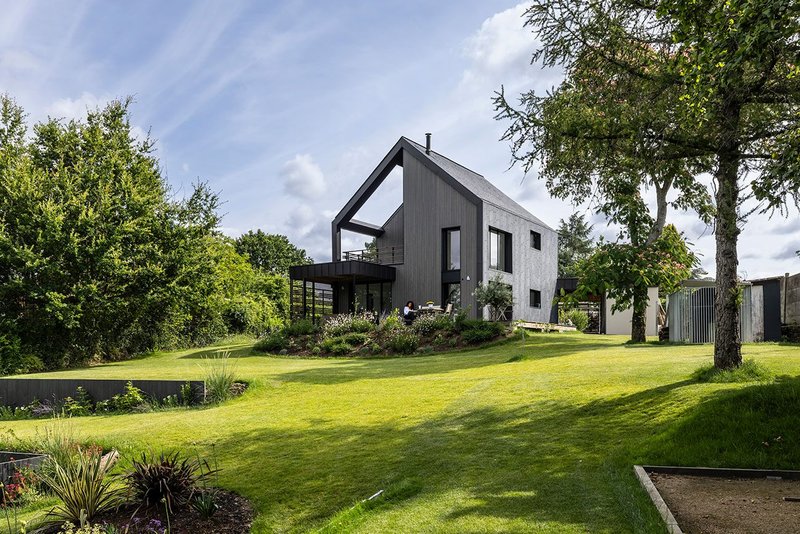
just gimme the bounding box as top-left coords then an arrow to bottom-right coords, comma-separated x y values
285,319 -> 317,337
203,351 -> 237,403
322,313 -> 376,338
125,451 -> 215,511
98,382 -> 146,413
559,309 -> 590,331
329,342 -> 353,356
62,387 -> 93,417
384,330 -> 420,355
411,314 -> 451,336
460,320 -> 506,345
379,311 -> 403,331
253,331 -> 289,353
0,331 -> 43,376
40,449 -> 122,524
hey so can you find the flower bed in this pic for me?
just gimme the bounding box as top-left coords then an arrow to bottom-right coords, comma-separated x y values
253,311 -> 510,357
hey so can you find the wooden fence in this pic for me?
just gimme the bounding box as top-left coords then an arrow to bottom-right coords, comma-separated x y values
0,379 -> 205,407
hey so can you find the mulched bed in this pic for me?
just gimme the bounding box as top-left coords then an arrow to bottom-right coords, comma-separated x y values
650,472 -> 800,534
93,489 -> 253,534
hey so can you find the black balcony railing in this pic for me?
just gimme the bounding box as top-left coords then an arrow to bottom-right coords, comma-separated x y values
342,245 -> 404,265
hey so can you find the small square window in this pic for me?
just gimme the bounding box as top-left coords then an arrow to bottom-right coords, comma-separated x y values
530,230 -> 541,250
530,289 -> 541,308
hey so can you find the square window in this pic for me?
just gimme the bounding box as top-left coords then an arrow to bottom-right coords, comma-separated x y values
531,230 -> 541,250
530,289 -> 541,308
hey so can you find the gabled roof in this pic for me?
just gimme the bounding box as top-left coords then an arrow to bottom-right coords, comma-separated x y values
332,136 -> 553,231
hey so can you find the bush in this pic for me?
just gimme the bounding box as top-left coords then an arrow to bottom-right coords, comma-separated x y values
460,320 -> 506,345
384,330 -> 420,355
125,451 -> 215,511
62,387 -> 93,417
559,308 -> 590,331
320,333 -> 369,355
379,311 -> 403,332
253,331 -> 289,353
203,351 -> 237,403
40,448 -> 122,524
322,312 -> 376,338
96,382 -> 147,413
285,319 -> 317,337
0,331 -> 43,376
411,314 -> 451,336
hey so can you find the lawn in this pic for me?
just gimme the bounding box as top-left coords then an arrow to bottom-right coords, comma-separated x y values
5,333 -> 800,533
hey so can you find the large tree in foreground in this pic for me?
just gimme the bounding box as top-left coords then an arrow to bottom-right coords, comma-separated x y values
495,0 -> 800,367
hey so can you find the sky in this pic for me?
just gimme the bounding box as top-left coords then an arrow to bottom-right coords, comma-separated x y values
1,0 -> 798,279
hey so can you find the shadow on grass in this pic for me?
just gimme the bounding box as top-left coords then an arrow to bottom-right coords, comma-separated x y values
644,375 -> 800,470
211,398 -> 668,533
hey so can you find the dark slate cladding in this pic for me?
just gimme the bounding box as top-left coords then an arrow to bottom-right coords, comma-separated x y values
402,138 -> 553,230
289,260 -> 396,284
556,277 -> 580,293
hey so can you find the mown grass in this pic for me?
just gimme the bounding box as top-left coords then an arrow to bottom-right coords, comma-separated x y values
4,334 -> 800,532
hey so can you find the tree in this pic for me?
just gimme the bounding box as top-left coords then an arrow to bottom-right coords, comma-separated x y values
0,95 -> 287,371
234,230 -> 312,277
494,0 -> 800,366
575,225 -> 697,339
557,213 -> 595,277
474,274 -> 514,322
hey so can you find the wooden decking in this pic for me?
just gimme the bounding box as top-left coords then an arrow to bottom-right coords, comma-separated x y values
515,321 -> 577,333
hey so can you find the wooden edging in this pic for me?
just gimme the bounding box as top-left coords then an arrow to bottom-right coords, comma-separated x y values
641,465 -> 800,480
633,465 -> 683,534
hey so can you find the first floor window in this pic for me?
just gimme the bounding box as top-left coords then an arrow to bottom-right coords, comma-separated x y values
443,228 -> 461,271
489,227 -> 512,273
530,230 -> 541,250
530,289 -> 541,308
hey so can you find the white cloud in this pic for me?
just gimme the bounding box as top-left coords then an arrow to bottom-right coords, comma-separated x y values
0,49 -> 40,73
282,154 -> 326,199
463,3 -> 535,79
182,162 -> 190,173
48,92 -> 106,121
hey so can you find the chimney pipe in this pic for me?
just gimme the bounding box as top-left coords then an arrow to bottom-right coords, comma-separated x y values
425,133 -> 431,154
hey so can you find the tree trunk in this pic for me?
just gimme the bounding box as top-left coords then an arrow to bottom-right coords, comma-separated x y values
714,115 -> 743,369
630,286 -> 648,343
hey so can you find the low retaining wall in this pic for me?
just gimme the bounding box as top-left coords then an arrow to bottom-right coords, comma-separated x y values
0,379 -> 205,407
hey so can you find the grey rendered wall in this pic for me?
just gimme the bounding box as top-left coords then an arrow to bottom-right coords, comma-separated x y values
604,287 -> 659,336
481,204 -> 558,322
393,154 -> 480,317
786,273 -> 800,324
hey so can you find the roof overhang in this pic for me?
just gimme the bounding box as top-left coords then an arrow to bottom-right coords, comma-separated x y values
289,260 -> 396,285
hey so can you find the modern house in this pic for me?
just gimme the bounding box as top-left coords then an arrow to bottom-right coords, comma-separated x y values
289,135 -> 558,322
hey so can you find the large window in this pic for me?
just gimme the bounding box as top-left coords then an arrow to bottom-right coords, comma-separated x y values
443,228 -> 461,271
530,230 -> 541,250
443,282 -> 461,309
489,228 -> 512,273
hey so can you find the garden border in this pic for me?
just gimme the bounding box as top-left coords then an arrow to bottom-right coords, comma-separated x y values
634,465 -> 800,534
0,378 -> 205,407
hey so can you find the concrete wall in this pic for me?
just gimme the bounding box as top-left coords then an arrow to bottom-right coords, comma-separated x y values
392,153 -> 480,317
481,203 -> 558,323
751,284 -> 764,341
604,287 -> 659,336
785,273 -> 800,324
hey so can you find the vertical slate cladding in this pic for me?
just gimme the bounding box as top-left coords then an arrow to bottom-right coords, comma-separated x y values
394,153 -> 480,317
375,205 -> 404,257
481,203 -> 558,322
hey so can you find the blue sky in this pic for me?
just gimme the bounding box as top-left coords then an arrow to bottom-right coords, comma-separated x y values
1,0 -> 797,278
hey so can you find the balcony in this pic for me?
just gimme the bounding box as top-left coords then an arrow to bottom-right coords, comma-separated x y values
342,245 -> 404,265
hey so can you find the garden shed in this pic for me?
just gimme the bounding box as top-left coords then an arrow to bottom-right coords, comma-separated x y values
667,280 -> 757,343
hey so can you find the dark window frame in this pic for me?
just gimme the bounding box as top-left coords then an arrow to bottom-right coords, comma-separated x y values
530,230 -> 541,251
530,289 -> 542,308
489,227 -> 513,273
442,227 -> 461,272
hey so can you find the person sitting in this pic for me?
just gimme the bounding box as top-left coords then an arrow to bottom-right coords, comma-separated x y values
403,300 -> 416,325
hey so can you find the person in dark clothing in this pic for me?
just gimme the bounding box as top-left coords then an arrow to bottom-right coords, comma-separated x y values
403,300 -> 416,325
